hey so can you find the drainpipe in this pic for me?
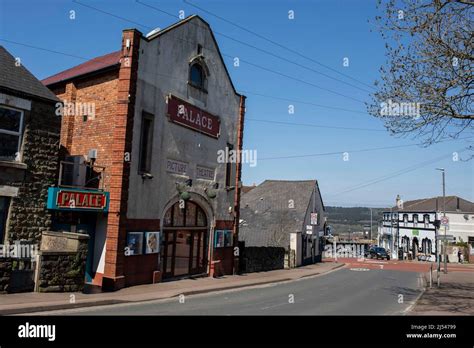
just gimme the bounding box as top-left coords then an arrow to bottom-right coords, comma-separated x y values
233,94 -> 246,274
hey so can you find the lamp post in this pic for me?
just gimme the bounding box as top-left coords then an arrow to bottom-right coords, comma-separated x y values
436,168 -> 447,274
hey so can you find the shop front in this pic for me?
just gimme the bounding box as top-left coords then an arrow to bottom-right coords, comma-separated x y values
46,187 -> 109,283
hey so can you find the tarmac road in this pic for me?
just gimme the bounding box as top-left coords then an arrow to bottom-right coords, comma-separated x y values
32,268 -> 424,315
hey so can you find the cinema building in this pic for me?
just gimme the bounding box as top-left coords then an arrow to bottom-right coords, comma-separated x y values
42,15 -> 246,290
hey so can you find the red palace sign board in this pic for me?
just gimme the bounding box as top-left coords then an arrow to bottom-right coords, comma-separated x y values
167,95 -> 220,138
56,190 -> 107,210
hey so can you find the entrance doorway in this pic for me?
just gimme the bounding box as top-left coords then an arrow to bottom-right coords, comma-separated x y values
162,201 -> 208,279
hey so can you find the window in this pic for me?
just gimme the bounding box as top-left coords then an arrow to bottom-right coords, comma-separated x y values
424,214 -> 430,228
189,63 -> 205,89
0,197 -> 9,243
403,214 -> 408,227
0,105 -> 23,161
138,112 -> 154,173
225,143 -> 234,188
164,201 -> 207,228
413,214 -> 418,227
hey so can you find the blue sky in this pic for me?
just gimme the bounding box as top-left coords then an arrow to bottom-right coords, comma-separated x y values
0,0 -> 472,207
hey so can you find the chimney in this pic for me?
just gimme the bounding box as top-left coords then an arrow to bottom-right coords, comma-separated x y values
457,197 -> 460,211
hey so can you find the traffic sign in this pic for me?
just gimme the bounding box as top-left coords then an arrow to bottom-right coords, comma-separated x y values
438,234 -> 454,241
440,216 -> 449,226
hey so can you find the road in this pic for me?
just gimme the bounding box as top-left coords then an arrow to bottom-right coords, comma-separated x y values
32,267 -> 424,315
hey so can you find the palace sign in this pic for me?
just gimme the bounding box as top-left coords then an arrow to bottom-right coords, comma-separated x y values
47,187 -> 109,212
167,95 -> 220,138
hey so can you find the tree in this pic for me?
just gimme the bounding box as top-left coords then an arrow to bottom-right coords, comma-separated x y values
369,0 -> 473,148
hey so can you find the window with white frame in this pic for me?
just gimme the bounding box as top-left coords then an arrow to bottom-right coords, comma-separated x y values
413,214 -> 418,227
424,214 -> 430,228
403,214 -> 408,227
0,105 -> 23,161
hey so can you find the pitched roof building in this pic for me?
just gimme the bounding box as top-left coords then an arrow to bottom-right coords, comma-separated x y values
0,46 -> 61,292
239,180 -> 326,269
41,15 -> 246,290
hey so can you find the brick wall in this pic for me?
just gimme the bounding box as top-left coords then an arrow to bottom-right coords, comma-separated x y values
53,70 -> 119,175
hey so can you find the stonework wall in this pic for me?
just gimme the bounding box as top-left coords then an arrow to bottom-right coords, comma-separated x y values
37,242 -> 88,292
0,258 -> 12,293
4,99 -> 60,244
240,246 -> 286,273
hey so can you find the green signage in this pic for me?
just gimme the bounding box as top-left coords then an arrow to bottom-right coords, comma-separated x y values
412,229 -> 419,236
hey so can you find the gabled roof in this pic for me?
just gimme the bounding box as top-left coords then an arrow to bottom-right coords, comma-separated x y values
0,46 -> 59,103
393,196 -> 474,213
41,15 -> 241,96
42,50 -> 121,86
239,180 -> 323,247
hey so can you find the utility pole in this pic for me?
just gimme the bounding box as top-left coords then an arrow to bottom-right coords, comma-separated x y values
436,168 -> 447,274
370,208 -> 373,241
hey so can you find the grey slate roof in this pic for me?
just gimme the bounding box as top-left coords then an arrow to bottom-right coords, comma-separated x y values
239,180 -> 320,248
0,46 -> 59,103
393,196 -> 474,213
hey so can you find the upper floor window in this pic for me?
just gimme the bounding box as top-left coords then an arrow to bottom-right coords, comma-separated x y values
0,105 -> 23,161
403,214 -> 408,227
189,63 -> 205,90
413,214 -> 418,227
424,214 -> 430,228
139,111 -> 154,174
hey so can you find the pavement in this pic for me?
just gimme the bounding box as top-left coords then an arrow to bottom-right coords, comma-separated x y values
0,261 -> 344,315
411,266 -> 474,315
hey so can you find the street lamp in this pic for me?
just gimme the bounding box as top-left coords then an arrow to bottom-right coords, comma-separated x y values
435,168 -> 447,274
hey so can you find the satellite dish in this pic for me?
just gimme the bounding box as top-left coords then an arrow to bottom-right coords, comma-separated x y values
146,27 -> 161,38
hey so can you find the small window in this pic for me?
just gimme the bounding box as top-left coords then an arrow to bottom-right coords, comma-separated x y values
413,214 -> 418,227
225,143 -> 234,188
138,111 -> 154,174
190,63 -> 205,89
197,44 -> 202,55
424,214 -> 430,228
403,214 -> 408,227
0,105 -> 23,161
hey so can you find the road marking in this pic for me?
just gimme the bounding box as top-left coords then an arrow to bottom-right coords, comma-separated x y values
350,268 -> 370,272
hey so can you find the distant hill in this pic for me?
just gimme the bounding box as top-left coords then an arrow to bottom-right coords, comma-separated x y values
325,206 -> 388,236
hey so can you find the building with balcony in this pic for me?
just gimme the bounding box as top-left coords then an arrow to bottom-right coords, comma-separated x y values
42,16 -> 245,290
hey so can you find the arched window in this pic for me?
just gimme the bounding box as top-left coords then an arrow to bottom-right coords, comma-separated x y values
423,214 -> 430,228
413,214 -> 418,227
189,63 -> 205,89
403,214 -> 408,227
163,201 -> 207,227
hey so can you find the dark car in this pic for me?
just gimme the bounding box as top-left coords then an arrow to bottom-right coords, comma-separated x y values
367,247 -> 390,260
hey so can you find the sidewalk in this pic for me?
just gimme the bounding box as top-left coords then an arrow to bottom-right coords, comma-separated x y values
411,265 -> 474,315
0,261 -> 344,315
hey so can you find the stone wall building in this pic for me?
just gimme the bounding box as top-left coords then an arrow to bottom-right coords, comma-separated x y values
42,15 -> 245,291
0,46 -> 61,292
0,45 -> 61,246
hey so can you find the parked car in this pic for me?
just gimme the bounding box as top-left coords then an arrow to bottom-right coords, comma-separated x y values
367,247 -> 390,260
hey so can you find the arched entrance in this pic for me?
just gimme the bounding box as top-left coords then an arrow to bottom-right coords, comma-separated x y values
161,201 -> 209,279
